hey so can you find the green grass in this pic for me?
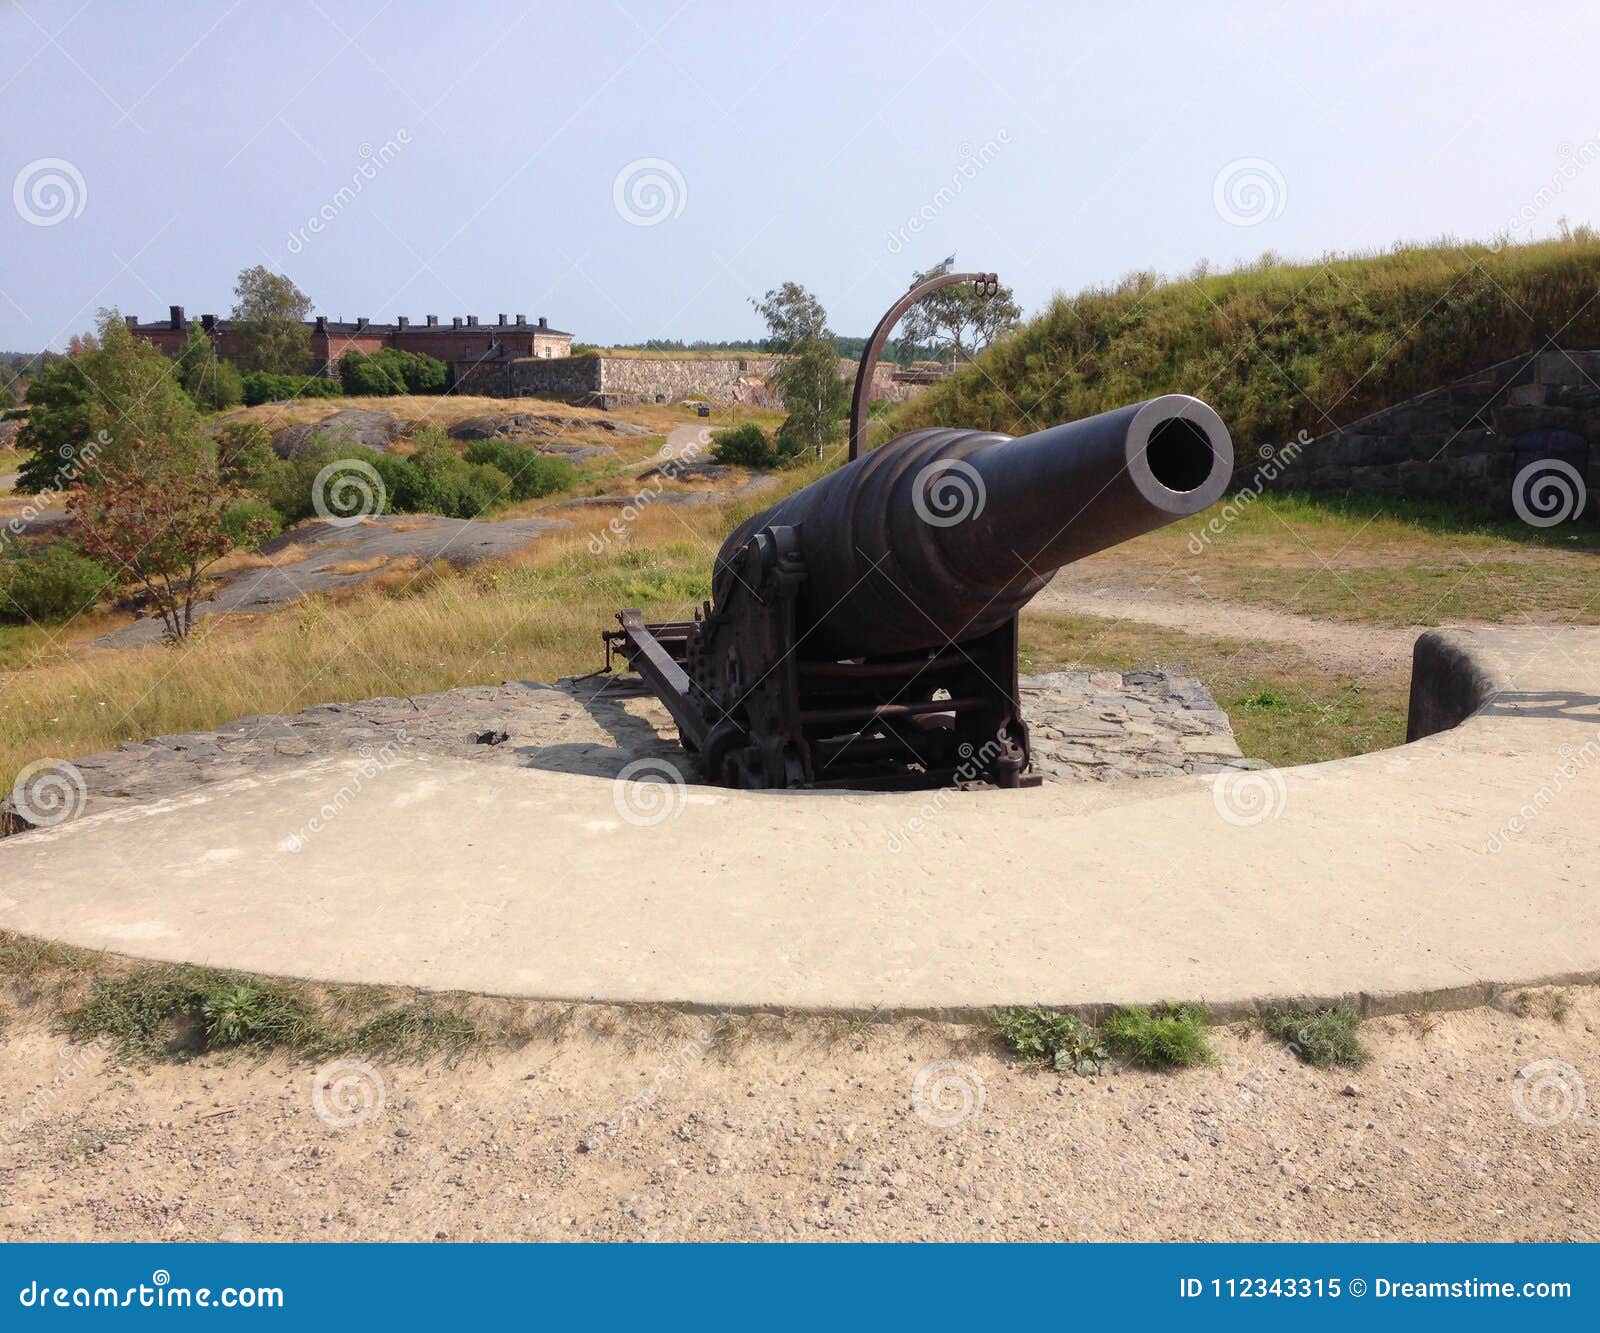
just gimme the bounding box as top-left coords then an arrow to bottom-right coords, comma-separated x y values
992,1003 -> 1212,1072
1020,611 -> 1407,766
896,232 -> 1600,450
1102,1004 -> 1214,1069
1261,1006 -> 1367,1067
60,961 -> 484,1065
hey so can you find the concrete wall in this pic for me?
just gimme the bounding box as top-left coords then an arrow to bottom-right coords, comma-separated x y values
1251,349 -> 1600,519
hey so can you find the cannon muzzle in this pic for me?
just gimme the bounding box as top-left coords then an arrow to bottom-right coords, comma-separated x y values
718,394 -> 1233,659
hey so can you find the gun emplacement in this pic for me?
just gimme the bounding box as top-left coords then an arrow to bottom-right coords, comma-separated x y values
605,394 -> 1234,790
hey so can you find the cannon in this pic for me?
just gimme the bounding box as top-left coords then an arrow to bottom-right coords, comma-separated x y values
604,394 -> 1234,790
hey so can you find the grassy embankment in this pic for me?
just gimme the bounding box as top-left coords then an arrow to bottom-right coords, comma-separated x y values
896,232 -> 1600,449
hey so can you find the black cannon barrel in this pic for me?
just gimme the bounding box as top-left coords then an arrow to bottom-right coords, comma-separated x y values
717,394 -> 1233,660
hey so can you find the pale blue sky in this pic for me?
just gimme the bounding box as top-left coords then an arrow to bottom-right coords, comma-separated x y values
2,0 -> 1598,351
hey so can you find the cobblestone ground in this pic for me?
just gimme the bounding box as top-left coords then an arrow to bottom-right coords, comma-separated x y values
2,672 -> 1241,834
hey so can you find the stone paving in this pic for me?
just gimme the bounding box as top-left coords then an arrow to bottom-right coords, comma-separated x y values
2,671 -> 1241,834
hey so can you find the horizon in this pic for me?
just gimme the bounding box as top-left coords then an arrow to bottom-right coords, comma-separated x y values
3,1 -> 1599,353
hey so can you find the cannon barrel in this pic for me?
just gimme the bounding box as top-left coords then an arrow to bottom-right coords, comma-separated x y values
717,394 -> 1234,660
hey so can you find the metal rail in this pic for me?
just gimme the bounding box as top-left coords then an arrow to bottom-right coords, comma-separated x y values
846,270 -> 999,461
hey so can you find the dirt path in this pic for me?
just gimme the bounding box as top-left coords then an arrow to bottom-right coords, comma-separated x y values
0,992 -> 1593,1242
1036,569 -> 1424,675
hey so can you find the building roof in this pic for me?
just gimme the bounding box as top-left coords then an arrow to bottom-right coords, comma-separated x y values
127,314 -> 572,339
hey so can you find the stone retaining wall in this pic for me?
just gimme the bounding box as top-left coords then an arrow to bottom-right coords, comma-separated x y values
452,355 -> 782,408
1246,348 -> 1600,519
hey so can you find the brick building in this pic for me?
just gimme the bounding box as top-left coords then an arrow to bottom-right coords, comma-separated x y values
126,306 -> 573,375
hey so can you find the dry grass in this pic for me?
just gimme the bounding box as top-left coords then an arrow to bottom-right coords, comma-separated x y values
1020,610 -> 1409,766
323,554 -> 393,577
0,502 -> 741,789
1079,491 -> 1600,628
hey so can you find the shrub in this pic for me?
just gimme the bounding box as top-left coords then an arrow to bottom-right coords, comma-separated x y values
240,372 -> 343,406
1262,1006 -> 1367,1067
426,459 -> 513,519
710,422 -> 777,468
340,348 -> 448,396
1102,1004 -> 1214,1069
222,497 -> 283,548
188,358 -> 243,412
0,543 -> 114,623
339,349 -> 406,396
462,439 -> 578,500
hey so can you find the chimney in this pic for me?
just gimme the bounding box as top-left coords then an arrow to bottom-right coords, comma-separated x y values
467,315 -> 479,327
537,316 -> 548,330
314,316 -> 328,334
355,316 -> 369,330
397,316 -> 410,329
169,305 -> 185,329
201,314 -> 217,332
426,315 -> 438,327
125,314 -> 138,329
515,313 -> 526,325
498,313 -> 508,326
452,317 -> 462,328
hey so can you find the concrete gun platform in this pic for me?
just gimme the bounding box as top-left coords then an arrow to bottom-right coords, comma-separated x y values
0,627 -> 1595,1016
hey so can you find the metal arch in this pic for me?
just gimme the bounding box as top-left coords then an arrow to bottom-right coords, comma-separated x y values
847,270 -> 999,461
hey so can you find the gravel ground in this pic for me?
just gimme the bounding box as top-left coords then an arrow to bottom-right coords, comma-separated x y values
0,990 -> 1594,1242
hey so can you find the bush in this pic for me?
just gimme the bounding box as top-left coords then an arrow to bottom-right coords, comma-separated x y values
240,372 -> 343,406
462,439 -> 578,500
710,422 -> 776,468
0,543 -> 115,623
187,359 -> 243,413
340,348 -> 448,396
339,350 -> 406,396
221,497 -> 283,548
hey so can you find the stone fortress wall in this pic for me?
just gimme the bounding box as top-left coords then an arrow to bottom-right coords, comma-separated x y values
1249,348 -> 1600,519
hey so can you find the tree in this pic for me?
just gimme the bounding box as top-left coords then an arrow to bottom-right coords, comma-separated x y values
68,440 -> 273,642
174,320 -> 243,412
230,266 -> 312,373
66,330 -> 100,358
752,282 -> 848,458
899,267 -> 1021,364
15,310 -> 201,493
